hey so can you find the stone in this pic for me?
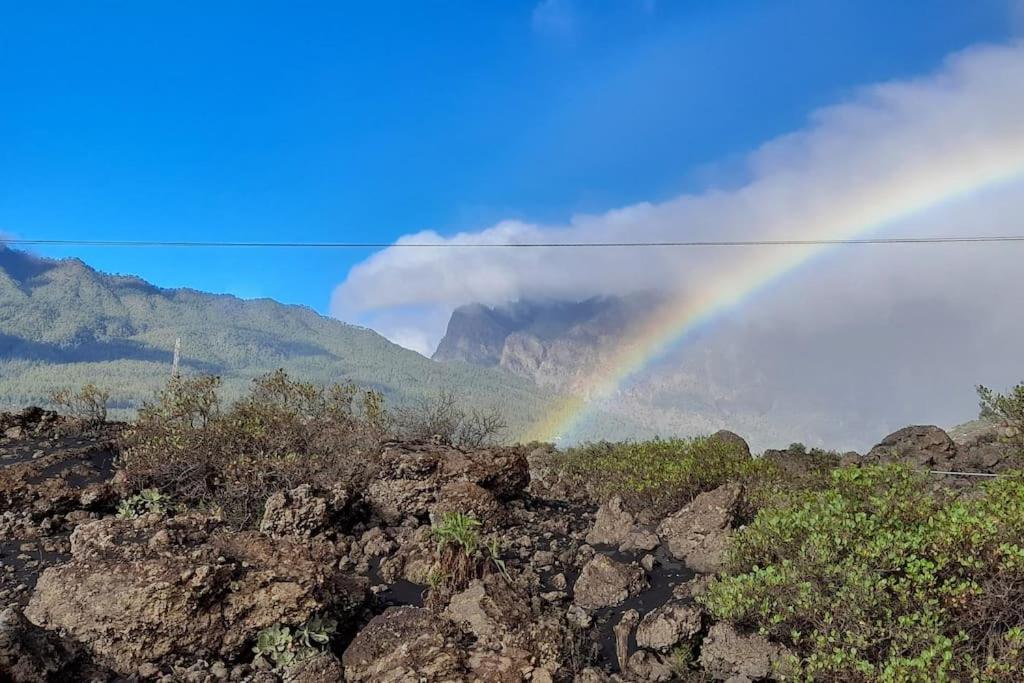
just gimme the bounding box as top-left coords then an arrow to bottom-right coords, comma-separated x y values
429,480 -> 506,529
342,607 -> 464,682
259,484 -> 341,539
627,650 -> 675,681
444,577 -> 531,644
866,425 -> 957,468
614,609 -> 639,672
585,496 -> 636,546
699,622 -> 794,682
657,483 -> 744,573
709,430 -> 752,458
0,605 -> 78,682
283,652 -> 344,682
573,554 -> 648,610
366,440 -> 528,524
618,528 -> 660,553
635,600 -> 703,652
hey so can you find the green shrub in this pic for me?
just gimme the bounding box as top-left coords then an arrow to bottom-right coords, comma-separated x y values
556,436 -> 765,518
253,615 -> 337,669
702,465 -> 1024,681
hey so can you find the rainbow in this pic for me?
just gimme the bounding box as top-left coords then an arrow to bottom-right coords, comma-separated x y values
525,145 -> 1024,443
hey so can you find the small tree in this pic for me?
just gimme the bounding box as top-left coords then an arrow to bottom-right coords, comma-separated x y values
48,383 -> 110,423
394,389 -> 507,448
977,382 -> 1024,449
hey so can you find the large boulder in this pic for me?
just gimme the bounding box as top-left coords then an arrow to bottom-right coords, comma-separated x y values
342,606 -> 465,682
635,600 -> 703,653
259,483 -> 355,539
657,483 -> 743,574
367,441 -> 528,524
573,554 -> 648,610
866,425 -> 958,469
699,623 -> 794,682
709,430 -> 752,458
24,513 -> 366,676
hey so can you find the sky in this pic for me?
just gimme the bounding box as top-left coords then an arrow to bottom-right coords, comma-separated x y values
2,0 -> 1020,351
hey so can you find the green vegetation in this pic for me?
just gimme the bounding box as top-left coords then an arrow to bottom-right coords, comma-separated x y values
427,512 -> 510,608
978,381 -> 1024,450
0,247 -> 564,440
555,436 -> 764,517
253,615 -> 337,669
702,465 -> 1024,681
116,489 -> 172,519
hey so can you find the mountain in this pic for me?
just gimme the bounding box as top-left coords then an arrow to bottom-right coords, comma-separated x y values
433,294 -> 660,389
0,247 -> 566,437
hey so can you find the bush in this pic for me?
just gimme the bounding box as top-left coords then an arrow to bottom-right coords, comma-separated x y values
702,464 -> 1024,681
393,389 -> 507,448
48,383 -> 110,424
120,370 -> 387,528
978,382 -> 1024,450
555,436 -> 765,518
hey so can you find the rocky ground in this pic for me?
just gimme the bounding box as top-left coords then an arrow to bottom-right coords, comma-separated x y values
0,407 -> 1018,682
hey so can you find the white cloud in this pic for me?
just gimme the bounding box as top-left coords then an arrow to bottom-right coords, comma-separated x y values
332,40 -> 1024,362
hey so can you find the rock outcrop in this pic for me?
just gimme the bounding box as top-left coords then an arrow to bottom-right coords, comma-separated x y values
24,513 -> 367,675
366,440 -> 528,524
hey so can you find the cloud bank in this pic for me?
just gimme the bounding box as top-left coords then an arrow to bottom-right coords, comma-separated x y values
332,41 -> 1024,368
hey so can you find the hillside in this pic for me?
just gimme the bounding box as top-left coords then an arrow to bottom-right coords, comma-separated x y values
0,247 -> 566,437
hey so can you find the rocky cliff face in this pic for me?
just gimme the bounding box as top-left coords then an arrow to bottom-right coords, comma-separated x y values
433,295 -> 661,391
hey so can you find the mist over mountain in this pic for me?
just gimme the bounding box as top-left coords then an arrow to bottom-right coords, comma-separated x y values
433,289 -> 1024,451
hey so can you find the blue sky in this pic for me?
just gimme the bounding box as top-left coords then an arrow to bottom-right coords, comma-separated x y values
0,0 -> 1017,317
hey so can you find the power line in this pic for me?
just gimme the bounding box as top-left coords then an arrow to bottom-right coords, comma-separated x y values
3,235 -> 1024,249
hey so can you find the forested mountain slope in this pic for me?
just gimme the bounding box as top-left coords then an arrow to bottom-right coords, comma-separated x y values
0,247 -> 566,435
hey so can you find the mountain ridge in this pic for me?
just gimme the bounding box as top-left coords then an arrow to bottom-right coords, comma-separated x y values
0,247 -> 570,437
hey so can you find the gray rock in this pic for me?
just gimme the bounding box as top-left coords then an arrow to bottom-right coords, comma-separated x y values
586,496 -> 636,546
657,483 -> 743,573
614,609 -> 639,672
699,622 -> 794,682
636,600 -> 703,652
573,554 -> 648,610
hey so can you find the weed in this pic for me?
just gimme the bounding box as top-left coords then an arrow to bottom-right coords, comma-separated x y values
253,615 -> 337,669
427,511 -> 511,607
116,488 -> 171,518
